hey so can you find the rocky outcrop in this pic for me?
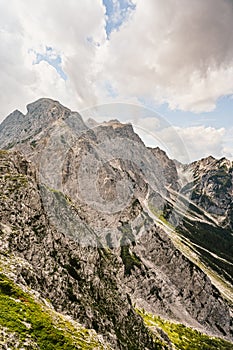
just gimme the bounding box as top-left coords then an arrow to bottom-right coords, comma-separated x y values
149,147 -> 179,191
0,98 -> 71,149
178,156 -> 233,230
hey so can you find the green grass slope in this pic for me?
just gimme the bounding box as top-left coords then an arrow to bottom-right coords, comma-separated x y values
137,309 -> 233,350
0,273 -> 110,349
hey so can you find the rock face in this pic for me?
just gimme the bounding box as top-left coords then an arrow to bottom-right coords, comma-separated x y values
175,157 -> 233,288
149,147 -> 179,191
0,151 -> 158,350
0,98 -> 71,149
180,156 -> 233,230
0,98 -> 233,348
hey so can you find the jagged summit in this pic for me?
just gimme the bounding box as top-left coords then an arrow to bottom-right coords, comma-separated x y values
0,109 -> 24,127
1,99 -> 232,167
102,118 -> 121,125
190,155 -> 232,171
26,97 -> 71,118
0,99 -> 148,155
0,98 -> 85,149
85,117 -> 99,128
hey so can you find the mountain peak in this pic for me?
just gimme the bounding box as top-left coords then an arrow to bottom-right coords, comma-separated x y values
26,98 -> 71,120
0,98 -> 76,149
192,154 -> 232,172
27,97 -> 57,109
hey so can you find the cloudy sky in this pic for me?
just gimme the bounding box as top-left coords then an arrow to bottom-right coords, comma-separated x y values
0,0 -> 232,162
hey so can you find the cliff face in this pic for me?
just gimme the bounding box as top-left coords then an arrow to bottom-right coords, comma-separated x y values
0,98 -> 232,349
180,156 -> 233,230
175,157 -> 233,289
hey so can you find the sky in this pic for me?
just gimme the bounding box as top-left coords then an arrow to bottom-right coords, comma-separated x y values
0,0 -> 232,162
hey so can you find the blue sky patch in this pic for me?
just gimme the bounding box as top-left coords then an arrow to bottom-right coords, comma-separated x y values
138,95 -> 233,130
104,81 -> 118,98
103,0 -> 136,37
32,47 -> 67,80
155,97 -> 233,129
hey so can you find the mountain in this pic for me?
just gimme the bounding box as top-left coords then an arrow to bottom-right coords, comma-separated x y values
180,156 -> 233,230
0,98 -> 232,349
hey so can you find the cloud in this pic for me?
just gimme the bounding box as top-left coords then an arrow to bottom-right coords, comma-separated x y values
172,126 -> 227,161
119,109 -> 231,162
223,127 -> 233,160
0,0 -> 106,119
101,0 -> 233,112
0,0 -> 233,163
135,120 -> 229,162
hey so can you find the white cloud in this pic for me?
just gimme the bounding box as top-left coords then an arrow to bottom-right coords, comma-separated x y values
136,120 -> 229,162
172,126 -> 227,161
0,0 -> 106,118
124,113 -> 231,162
101,0 -> 233,112
223,127 -> 233,160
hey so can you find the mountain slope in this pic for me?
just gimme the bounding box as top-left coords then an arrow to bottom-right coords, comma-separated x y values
0,150 -> 162,349
0,273 -> 111,349
0,98 -> 232,348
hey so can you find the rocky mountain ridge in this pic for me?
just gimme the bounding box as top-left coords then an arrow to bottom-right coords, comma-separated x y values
179,156 -> 233,230
0,98 -> 232,349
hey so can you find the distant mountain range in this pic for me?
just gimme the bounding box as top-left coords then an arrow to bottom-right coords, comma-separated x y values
0,98 -> 232,349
